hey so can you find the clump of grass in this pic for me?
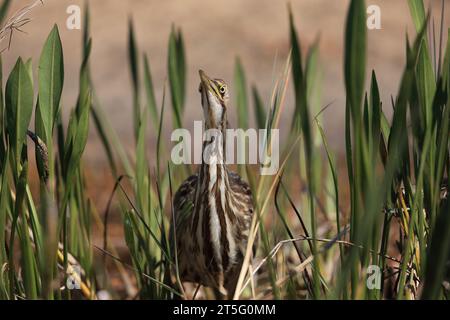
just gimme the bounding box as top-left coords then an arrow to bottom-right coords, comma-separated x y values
0,0 -> 448,300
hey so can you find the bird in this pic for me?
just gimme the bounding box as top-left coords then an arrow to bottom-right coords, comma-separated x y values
168,70 -> 256,299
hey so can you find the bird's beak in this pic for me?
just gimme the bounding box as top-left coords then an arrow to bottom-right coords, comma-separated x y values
199,69 -> 217,98
199,69 -> 211,91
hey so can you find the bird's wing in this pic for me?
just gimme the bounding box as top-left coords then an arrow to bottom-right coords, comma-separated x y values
228,171 -> 254,213
172,174 -> 198,228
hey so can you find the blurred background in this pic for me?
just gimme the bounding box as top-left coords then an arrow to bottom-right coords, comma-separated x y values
2,0 -> 449,219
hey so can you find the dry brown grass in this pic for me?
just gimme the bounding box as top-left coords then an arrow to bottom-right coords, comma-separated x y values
0,0 -> 43,52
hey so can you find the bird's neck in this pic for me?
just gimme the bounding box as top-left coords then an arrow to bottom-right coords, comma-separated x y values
191,122 -> 237,274
198,123 -> 230,199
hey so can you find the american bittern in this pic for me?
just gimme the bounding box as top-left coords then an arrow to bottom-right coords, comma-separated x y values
169,70 -> 255,298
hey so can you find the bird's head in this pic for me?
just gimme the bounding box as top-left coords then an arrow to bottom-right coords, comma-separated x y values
198,69 -> 229,129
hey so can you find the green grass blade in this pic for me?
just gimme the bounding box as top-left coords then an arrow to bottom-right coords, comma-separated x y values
0,56 -> 4,141
342,0 -> 367,298
434,64 -> 450,204
315,119 -> 343,265
345,0 -> 366,121
8,162 -> 29,297
90,105 -> 118,176
234,57 -> 249,129
37,24 -> 64,143
416,40 -> 436,127
0,0 -> 11,24
288,5 -> 303,133
306,40 -> 322,120
143,54 -> 159,128
370,71 -> 381,159
20,196 -> 39,299
156,81 -> 166,188
176,31 -> 186,108
83,3 -> 90,57
408,0 -> 426,32
421,197 -> 450,299
63,40 -> 92,185
168,26 -> 185,129
5,58 -> 34,167
252,86 -> 266,129
128,19 -> 140,141
0,148 -> 9,266
289,4 -> 322,298
136,108 -> 149,214
442,28 -> 450,86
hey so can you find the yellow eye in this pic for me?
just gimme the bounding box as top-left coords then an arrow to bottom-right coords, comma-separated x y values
219,85 -> 226,94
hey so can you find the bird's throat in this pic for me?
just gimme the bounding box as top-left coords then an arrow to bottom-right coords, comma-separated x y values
192,127 -> 235,275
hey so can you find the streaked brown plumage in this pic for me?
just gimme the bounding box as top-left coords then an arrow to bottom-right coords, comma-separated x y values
169,70 -> 255,298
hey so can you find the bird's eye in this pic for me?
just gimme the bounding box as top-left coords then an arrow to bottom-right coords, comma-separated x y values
219,85 -> 226,94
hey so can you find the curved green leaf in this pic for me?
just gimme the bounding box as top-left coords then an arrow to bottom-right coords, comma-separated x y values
408,0 -> 426,32
37,24 -> 64,143
5,58 -> 34,164
344,0 -> 367,120
0,0 -> 11,24
234,57 -> 248,129
168,26 -> 185,128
